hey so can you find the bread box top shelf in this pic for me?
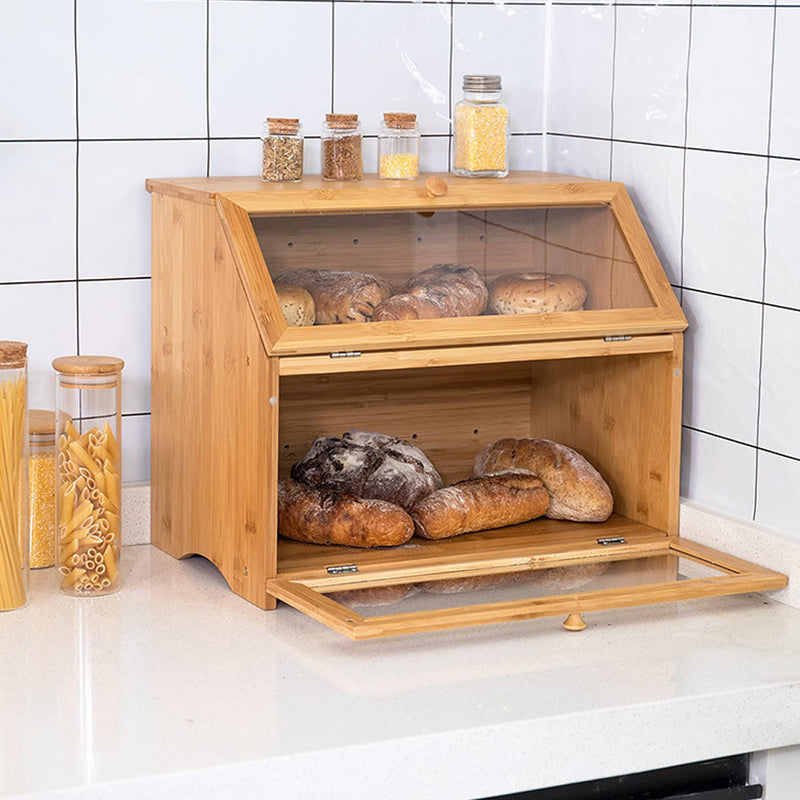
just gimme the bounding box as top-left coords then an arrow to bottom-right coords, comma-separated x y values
146,171 -> 686,358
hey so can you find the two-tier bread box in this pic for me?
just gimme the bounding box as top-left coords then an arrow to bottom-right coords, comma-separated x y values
146,172 -> 786,639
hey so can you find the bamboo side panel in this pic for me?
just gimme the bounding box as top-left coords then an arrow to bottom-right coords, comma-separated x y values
150,194 -> 278,609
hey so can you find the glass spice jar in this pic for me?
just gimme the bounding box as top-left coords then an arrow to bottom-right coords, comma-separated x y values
378,112 -> 420,180
28,409 -> 57,569
453,74 -> 509,178
0,341 -> 29,612
321,113 -> 362,181
261,117 -> 304,182
53,355 -> 124,597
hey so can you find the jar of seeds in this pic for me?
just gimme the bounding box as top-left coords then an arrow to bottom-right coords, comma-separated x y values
378,112 -> 420,180
261,117 -> 304,182
453,74 -> 509,178
321,113 -> 362,181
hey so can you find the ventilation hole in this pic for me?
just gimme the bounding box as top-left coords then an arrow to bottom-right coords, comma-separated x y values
411,433 -> 418,440
283,444 -> 290,451
473,429 -> 479,435
417,236 -> 423,244
352,238 -> 359,245
287,242 -> 293,248
479,234 -> 485,242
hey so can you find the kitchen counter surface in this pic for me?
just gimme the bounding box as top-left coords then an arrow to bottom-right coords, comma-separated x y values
3,544 -> 800,800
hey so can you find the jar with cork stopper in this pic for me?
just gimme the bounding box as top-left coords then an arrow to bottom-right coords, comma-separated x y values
28,409 -> 58,569
261,117 -> 304,182
377,112 -> 420,180
321,113 -> 363,181
453,74 -> 509,178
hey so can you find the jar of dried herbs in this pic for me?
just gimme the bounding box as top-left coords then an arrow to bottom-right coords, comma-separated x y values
261,118 -> 304,182
453,74 -> 509,178
321,113 -> 362,181
378,112 -> 420,180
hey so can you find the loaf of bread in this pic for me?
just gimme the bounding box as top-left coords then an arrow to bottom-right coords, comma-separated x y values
373,264 -> 488,321
291,430 -> 443,510
273,268 -> 393,324
474,438 -> 613,523
488,272 -> 587,315
278,478 -> 414,547
411,472 -> 549,540
276,284 -> 315,326
328,584 -> 418,607
419,572 -> 532,595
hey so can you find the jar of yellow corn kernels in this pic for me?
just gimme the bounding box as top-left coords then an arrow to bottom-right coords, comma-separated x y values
378,112 -> 420,180
28,410 -> 57,569
453,74 -> 509,178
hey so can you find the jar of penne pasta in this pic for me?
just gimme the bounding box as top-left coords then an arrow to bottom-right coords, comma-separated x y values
0,341 -> 30,611
52,356 -> 124,597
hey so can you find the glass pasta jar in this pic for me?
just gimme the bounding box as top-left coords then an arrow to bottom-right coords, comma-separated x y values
28,410 -> 57,569
453,74 -> 509,178
321,113 -> 363,181
261,117 -> 304,182
378,112 -> 420,180
53,356 -> 124,597
0,341 -> 29,611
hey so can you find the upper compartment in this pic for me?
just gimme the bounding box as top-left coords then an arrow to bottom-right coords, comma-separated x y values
145,172 -> 686,357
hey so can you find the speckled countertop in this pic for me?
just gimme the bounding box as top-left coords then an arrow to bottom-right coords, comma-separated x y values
2,543 -> 800,800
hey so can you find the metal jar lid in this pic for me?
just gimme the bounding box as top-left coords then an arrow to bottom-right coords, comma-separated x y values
462,74 -> 502,92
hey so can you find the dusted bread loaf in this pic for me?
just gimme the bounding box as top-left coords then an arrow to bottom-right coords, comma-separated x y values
373,264 -> 488,321
291,430 -> 443,510
273,268 -> 392,324
474,438 -> 613,522
488,272 -> 587,315
278,478 -> 414,547
276,284 -> 315,326
411,472 -> 549,540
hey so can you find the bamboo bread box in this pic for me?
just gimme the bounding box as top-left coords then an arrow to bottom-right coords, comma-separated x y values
147,172 -> 786,639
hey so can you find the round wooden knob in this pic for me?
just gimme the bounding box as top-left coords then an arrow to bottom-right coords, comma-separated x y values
425,177 -> 448,198
562,613 -> 587,632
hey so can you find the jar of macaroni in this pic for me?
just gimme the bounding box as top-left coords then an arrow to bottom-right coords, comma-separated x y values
321,113 -> 363,181
53,355 -> 124,597
378,112 -> 420,180
28,409 -> 57,569
453,74 -> 509,178
261,117 -> 304,182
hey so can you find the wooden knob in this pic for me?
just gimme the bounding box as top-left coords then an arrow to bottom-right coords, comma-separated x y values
562,613 -> 587,632
425,177 -> 448,198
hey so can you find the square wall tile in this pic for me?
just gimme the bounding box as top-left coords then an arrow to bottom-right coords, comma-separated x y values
682,149 -> 766,301
0,282 -> 77,410
611,141 -> 684,286
680,427 -> 756,521
0,142 -> 76,283
79,140 -> 207,280
682,289 -> 761,445
334,3 -> 452,136
210,138 -> 324,178
770,10 -> 800,160
420,137 -> 450,174
548,5 -> 615,139
0,0 -> 75,139
508,135 -> 543,172
613,6 -> 689,147
759,306 -> 800,461
756,451 -> 800,540
765,158 -> 800,311
452,4 -> 545,135
78,279 -> 150,415
545,135 -> 611,180
77,0 -> 207,139
121,414 -> 150,484
209,1 -> 332,139
686,6 -> 773,154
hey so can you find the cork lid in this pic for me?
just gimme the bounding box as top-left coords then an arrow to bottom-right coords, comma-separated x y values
326,113 -> 359,130
266,117 -> 301,135
0,341 -> 28,368
383,112 -> 417,130
52,355 -> 125,376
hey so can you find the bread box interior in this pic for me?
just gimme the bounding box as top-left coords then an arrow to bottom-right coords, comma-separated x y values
146,173 -> 786,639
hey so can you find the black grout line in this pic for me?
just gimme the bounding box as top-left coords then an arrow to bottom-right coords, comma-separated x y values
74,0 -> 80,354
680,285 -> 800,314
330,2 -> 335,113
678,2 -> 693,305
608,2 -> 618,180
683,425 -> 800,466
206,0 -> 211,176
447,0 -> 455,170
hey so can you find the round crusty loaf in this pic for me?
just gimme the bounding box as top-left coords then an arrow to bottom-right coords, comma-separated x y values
291,430 -> 443,511
474,438 -> 613,522
328,583 -> 418,607
488,272 -> 587,315
278,478 -> 414,548
373,264 -> 488,321
276,284 -> 315,326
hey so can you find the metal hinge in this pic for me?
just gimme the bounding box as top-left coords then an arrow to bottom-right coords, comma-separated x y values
329,351 -> 362,359
603,335 -> 633,342
597,536 -> 627,545
327,564 -> 359,575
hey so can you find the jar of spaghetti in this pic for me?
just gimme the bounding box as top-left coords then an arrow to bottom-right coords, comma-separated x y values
0,341 -> 29,612
28,409 -> 57,569
321,113 -> 362,181
261,117 -> 304,182
378,112 -> 420,180
53,355 -> 124,597
453,74 -> 509,178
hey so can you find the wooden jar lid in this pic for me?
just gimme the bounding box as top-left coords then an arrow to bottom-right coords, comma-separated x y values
0,340 -> 28,368
29,409 -> 56,435
52,355 -> 125,375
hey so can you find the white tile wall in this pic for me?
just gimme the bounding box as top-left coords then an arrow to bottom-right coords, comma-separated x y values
3,1 -> 799,541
